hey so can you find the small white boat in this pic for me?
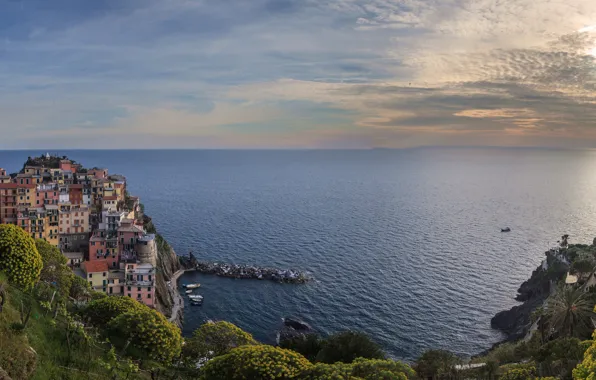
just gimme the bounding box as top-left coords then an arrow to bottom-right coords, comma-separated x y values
185,290 -> 193,294
186,283 -> 201,289
189,294 -> 203,300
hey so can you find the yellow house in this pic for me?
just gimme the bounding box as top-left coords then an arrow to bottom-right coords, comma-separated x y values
24,166 -> 42,176
0,168 -> 11,184
82,260 -> 109,293
16,184 -> 37,207
43,205 -> 59,246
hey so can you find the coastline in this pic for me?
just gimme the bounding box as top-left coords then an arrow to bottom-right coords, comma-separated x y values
167,268 -> 185,325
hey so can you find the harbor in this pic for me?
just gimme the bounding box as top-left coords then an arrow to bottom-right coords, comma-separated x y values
193,261 -> 310,283
180,254 -> 311,284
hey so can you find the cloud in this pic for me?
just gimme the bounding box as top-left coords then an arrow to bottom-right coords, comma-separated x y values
2,0 -> 596,148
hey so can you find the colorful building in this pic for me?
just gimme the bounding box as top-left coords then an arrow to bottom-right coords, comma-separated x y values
123,262 -> 155,307
36,184 -> 59,206
69,184 -> 84,205
82,260 -> 109,293
0,183 -> 18,224
59,203 -> 90,235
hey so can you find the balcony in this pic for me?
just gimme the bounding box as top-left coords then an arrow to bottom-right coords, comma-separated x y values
125,280 -> 153,287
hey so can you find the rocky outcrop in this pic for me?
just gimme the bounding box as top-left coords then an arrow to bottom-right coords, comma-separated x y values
154,236 -> 183,327
490,251 -> 567,341
278,317 -> 315,343
145,216 -> 183,327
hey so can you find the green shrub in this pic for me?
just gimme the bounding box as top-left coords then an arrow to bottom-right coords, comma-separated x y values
0,225 -> 42,289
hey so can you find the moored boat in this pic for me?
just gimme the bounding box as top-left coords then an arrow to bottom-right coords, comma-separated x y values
501,227 -> 511,232
185,289 -> 193,294
185,283 -> 201,289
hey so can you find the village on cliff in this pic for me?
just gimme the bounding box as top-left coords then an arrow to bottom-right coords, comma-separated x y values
0,154 -> 158,309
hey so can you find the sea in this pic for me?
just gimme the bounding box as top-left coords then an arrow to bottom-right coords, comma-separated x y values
2,148 -> 596,361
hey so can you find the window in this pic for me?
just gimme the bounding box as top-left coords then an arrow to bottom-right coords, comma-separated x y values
36,200 -> 39,204
147,294 -> 151,298
103,272 -> 106,277
137,287 -> 141,292
89,273 -> 92,278
91,241 -> 95,246
148,287 -> 152,292
127,286 -> 131,291
137,294 -> 141,299
109,287 -> 113,294
89,281 -> 92,285
127,294 -> 131,297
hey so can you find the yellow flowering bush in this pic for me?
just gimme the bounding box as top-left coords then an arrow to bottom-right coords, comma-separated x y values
84,295 -> 148,325
351,358 -> 415,380
107,307 -> 182,363
298,362 -> 358,379
0,224 -> 42,289
574,330 -> 596,379
184,321 -> 258,360
200,345 -> 312,379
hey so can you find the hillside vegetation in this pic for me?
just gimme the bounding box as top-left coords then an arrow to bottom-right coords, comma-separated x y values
4,224 -> 596,379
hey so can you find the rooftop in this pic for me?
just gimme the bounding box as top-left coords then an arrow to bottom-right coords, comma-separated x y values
82,260 -> 109,274
63,252 -> 83,259
108,271 -> 125,280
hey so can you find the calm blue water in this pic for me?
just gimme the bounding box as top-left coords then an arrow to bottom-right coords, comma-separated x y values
2,148 -> 596,360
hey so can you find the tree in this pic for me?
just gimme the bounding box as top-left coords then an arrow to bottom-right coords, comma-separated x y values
500,366 -> 536,380
199,345 -> 312,380
316,331 -> 385,364
184,321 -> 257,361
0,224 -> 42,289
70,274 -> 91,301
107,308 -> 182,363
84,295 -> 147,326
532,337 -> 587,379
546,286 -> 595,339
414,350 -> 460,380
280,333 -> 323,362
35,239 -> 72,296
573,329 -> 596,379
351,358 -> 416,379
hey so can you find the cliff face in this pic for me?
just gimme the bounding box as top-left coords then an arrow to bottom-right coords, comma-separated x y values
144,215 -> 183,326
491,252 -> 567,341
154,234 -> 183,326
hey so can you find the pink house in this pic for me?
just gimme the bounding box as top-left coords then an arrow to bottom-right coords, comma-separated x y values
88,168 -> 108,179
124,262 -> 155,307
118,220 -> 144,257
59,159 -> 74,172
89,231 -> 119,268
36,184 -> 58,206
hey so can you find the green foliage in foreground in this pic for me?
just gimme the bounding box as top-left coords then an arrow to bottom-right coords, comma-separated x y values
35,239 -> 72,297
83,295 -> 147,326
184,320 -> 258,361
0,225 -> 42,289
199,344 -> 416,380
107,307 -> 182,363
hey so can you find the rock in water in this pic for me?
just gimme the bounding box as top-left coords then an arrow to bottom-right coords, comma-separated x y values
284,317 -> 312,331
279,317 -> 314,342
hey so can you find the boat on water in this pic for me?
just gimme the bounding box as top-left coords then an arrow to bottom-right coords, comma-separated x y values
501,227 -> 511,232
189,294 -> 203,305
185,289 -> 193,294
184,283 -> 201,289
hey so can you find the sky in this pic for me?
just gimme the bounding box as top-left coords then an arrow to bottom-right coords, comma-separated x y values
2,0 -> 596,149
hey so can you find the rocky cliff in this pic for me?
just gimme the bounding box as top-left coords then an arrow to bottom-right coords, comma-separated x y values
490,251 -> 567,341
144,216 -> 183,327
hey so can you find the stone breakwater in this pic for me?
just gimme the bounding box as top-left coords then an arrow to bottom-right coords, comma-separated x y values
188,261 -> 310,284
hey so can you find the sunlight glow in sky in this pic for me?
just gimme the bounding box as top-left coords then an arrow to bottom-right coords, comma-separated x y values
2,0 -> 596,149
